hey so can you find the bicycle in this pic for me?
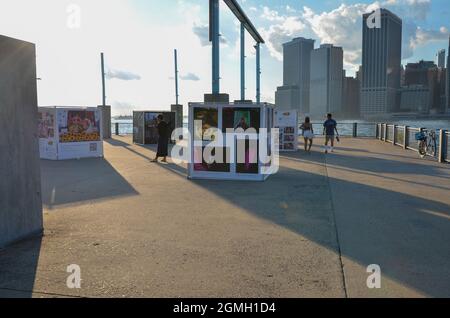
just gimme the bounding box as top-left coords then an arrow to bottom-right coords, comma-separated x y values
415,130 -> 437,158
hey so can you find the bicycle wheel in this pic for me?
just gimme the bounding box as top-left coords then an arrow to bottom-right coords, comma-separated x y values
418,140 -> 426,157
427,136 -> 437,157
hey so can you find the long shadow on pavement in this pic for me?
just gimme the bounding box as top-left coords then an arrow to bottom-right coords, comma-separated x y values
40,157 -> 139,209
133,142 -> 450,297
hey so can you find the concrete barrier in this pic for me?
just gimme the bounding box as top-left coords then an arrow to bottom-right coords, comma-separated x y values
171,104 -> 183,129
0,35 -> 43,248
98,105 -> 111,139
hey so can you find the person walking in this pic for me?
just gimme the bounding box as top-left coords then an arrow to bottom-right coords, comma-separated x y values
151,114 -> 169,163
323,113 -> 339,154
300,117 -> 314,152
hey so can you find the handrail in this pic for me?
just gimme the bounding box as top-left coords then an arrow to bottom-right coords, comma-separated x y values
376,122 -> 449,163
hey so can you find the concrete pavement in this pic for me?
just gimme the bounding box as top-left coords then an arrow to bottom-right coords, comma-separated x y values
0,136 -> 449,297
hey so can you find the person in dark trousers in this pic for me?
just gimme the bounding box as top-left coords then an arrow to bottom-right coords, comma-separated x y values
151,115 -> 169,163
323,113 -> 339,154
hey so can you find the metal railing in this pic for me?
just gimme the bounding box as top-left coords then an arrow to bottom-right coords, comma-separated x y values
112,122 -> 133,135
114,121 -> 379,138
376,123 -> 449,163
309,122 -> 377,138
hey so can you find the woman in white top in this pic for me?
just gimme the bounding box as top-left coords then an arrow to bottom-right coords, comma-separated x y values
300,117 -> 314,152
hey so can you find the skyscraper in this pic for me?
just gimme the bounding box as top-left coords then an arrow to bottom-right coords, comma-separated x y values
360,9 -> 402,116
309,44 -> 343,118
402,60 -> 439,113
275,37 -> 315,113
342,76 -> 361,118
436,49 -> 446,68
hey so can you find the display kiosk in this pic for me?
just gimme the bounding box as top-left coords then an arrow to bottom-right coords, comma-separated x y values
187,102 -> 277,181
133,111 -> 176,145
274,109 -> 299,152
38,106 -> 103,160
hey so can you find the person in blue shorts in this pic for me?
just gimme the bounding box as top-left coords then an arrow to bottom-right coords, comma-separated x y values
323,113 -> 339,154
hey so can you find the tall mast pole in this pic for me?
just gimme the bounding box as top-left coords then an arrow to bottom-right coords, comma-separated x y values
240,23 -> 245,100
101,52 -> 106,106
174,49 -> 179,105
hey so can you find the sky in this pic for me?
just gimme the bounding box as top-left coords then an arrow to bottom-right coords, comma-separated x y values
1,0 -> 449,115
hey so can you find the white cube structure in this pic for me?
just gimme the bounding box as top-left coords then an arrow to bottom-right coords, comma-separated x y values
188,102 -> 278,181
38,107 -> 103,160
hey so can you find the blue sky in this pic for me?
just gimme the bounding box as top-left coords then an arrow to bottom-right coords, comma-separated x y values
1,0 -> 449,115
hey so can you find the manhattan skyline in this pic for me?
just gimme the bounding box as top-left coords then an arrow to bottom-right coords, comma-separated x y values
0,0 -> 449,115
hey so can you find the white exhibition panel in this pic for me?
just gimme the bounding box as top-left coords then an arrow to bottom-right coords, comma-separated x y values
38,107 -> 103,160
188,102 -> 276,181
274,109 -> 299,152
38,107 -> 58,160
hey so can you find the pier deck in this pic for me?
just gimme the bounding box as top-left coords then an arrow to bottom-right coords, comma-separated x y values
1,136 -> 449,297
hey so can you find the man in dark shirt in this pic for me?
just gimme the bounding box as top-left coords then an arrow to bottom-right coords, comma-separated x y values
323,113 -> 338,154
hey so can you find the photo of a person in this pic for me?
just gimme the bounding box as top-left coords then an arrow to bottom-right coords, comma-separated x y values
234,111 -> 251,130
144,113 -> 159,144
194,108 -> 218,141
284,127 -> 295,134
284,135 -> 295,142
38,111 -> 54,139
60,110 -> 100,143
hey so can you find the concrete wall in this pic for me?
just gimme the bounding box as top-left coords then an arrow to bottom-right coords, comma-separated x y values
0,35 -> 43,248
171,104 -> 183,129
98,105 -> 111,139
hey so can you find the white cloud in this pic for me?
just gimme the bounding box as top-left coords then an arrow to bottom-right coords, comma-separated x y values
180,72 -> 200,81
192,23 -> 228,46
258,0 -> 446,72
106,69 -> 141,81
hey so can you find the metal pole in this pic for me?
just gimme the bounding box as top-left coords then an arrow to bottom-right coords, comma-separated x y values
353,123 -> 357,138
255,42 -> 261,104
438,130 -> 446,163
240,23 -> 245,101
393,125 -> 397,145
101,53 -> 106,106
174,49 -> 179,105
211,0 -> 220,95
404,126 -> 408,149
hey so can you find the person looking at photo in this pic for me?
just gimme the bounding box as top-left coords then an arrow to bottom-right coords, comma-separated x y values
151,115 -> 169,163
300,117 -> 314,153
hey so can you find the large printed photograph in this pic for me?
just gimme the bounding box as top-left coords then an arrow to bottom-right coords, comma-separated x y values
58,110 -> 100,143
38,111 -> 55,139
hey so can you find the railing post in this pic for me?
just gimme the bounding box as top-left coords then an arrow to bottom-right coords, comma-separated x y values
384,123 -> 388,142
376,124 -> 379,139
438,130 -> 447,163
393,125 -> 397,145
353,123 -> 357,138
115,122 -> 119,136
404,126 -> 408,149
